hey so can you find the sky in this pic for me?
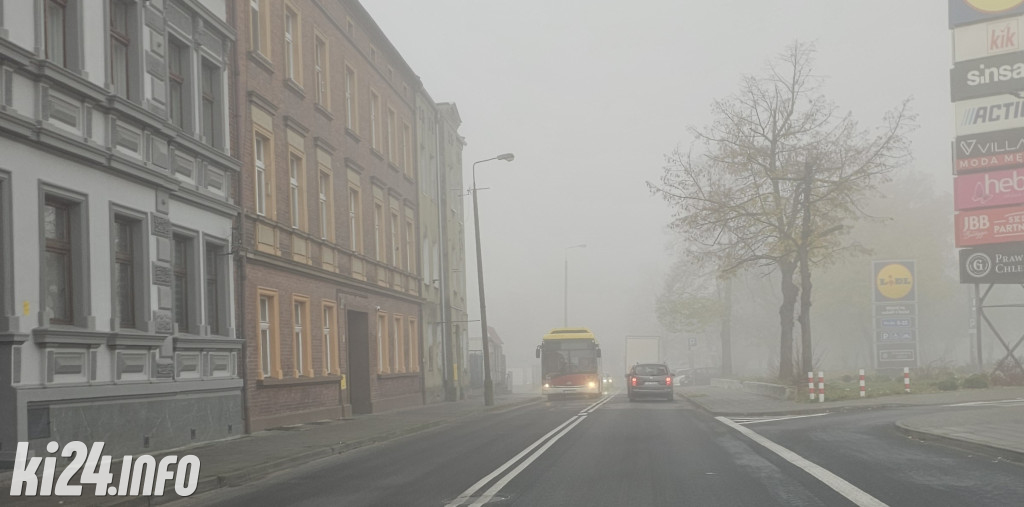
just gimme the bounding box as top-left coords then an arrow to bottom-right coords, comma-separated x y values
359,0 -> 955,376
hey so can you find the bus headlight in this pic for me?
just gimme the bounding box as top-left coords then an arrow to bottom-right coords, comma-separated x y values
588,381 -> 596,388
543,383 -> 550,388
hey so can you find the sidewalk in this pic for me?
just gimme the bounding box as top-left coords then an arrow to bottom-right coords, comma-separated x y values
678,384 -> 1024,463
3,393 -> 542,507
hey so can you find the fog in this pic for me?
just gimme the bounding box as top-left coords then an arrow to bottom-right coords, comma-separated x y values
360,1 -> 988,379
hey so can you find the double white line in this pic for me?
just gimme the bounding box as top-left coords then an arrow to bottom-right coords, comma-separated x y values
446,396 -> 612,507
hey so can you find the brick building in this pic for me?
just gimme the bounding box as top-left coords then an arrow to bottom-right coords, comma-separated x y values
236,0 -> 450,429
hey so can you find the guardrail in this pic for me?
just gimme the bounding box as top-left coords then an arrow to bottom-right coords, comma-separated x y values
708,378 -> 794,400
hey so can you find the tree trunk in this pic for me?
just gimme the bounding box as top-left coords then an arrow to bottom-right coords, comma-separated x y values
798,168 -> 814,377
778,259 -> 797,382
720,276 -> 733,376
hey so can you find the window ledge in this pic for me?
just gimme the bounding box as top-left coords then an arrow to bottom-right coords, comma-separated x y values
173,334 -> 243,350
108,331 -> 168,348
248,51 -> 274,75
370,149 -> 384,161
377,372 -> 419,379
257,375 -> 339,387
284,77 -> 305,98
33,326 -> 109,347
314,103 -> 333,121
345,128 -> 361,143
388,162 -> 401,173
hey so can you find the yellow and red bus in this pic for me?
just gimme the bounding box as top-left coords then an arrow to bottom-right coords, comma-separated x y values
536,327 -> 603,399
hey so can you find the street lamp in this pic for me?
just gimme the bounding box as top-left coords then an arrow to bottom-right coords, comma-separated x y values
472,152 -> 514,406
564,244 -> 586,327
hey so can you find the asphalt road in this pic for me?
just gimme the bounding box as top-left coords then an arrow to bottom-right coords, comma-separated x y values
176,392 -> 1024,506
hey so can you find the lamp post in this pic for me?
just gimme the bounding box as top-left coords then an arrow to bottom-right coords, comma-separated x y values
563,244 -> 586,327
472,152 -> 514,406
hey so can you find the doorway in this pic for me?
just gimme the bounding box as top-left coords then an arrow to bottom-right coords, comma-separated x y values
347,310 -> 372,414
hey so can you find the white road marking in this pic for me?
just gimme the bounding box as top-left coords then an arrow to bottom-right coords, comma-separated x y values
944,398 -> 1024,407
716,416 -> 888,507
445,395 -> 608,507
730,413 -> 830,425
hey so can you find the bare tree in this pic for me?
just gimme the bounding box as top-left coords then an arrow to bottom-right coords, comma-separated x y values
649,42 -> 915,382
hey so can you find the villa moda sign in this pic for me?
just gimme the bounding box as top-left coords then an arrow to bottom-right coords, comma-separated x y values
959,243 -> 1024,283
954,127 -> 1024,172
951,52 -> 1024,101
950,0 -> 1024,28
953,166 -> 1024,210
954,95 -> 1024,135
955,204 -> 1024,246
953,14 -> 1022,62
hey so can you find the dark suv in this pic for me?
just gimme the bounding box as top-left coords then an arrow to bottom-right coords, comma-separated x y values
626,363 -> 674,401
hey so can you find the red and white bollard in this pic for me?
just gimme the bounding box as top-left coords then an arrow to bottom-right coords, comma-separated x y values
808,372 -> 815,401
817,371 -> 825,403
904,367 -> 910,393
859,369 -> 866,398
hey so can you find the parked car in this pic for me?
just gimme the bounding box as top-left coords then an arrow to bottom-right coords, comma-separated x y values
673,368 -> 692,386
626,363 -> 674,401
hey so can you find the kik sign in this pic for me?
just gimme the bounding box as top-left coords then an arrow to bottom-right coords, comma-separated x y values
950,0 -> 1024,29
953,15 -> 1022,62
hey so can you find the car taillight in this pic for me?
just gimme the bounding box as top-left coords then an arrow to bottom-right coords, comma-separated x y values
665,377 -> 672,386
630,376 -> 638,387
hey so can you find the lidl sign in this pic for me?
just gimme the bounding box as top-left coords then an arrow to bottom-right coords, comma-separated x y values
950,0 -> 1024,28
873,261 -> 916,303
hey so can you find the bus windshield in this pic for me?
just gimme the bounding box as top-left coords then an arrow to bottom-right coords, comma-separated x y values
542,343 -> 598,377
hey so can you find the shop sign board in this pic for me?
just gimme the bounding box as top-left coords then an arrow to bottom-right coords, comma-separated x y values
955,204 -> 1024,246
954,127 -> 1024,173
950,0 -> 1024,29
959,243 -> 1024,282
954,166 -> 1024,210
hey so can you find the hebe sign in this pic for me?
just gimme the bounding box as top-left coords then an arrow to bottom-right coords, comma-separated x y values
955,127 -> 1024,173
955,204 -> 1024,246
953,167 -> 1024,210
953,15 -> 1022,62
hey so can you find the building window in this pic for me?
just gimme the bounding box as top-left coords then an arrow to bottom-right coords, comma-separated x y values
405,216 -> 414,273
254,133 -> 268,215
168,37 -> 188,131
373,202 -> 384,261
201,60 -> 222,148
204,244 -> 224,336
401,123 -> 411,174
386,108 -> 396,162
43,198 -> 73,325
172,234 -> 193,334
377,313 -> 387,374
314,34 -> 328,107
390,210 -> 400,267
394,315 -> 404,373
110,0 -> 131,99
44,0 -> 68,67
293,298 -> 310,377
345,66 -> 357,131
289,153 -> 305,230
348,185 -> 362,253
284,6 -> 299,83
249,0 -> 269,56
322,303 -> 335,375
408,318 -> 419,373
318,169 -> 333,240
370,91 -> 380,151
112,216 -> 138,329
258,291 -> 280,379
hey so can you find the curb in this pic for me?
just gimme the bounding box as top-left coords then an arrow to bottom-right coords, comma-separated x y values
680,391 -> 910,417
894,421 -> 1024,465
